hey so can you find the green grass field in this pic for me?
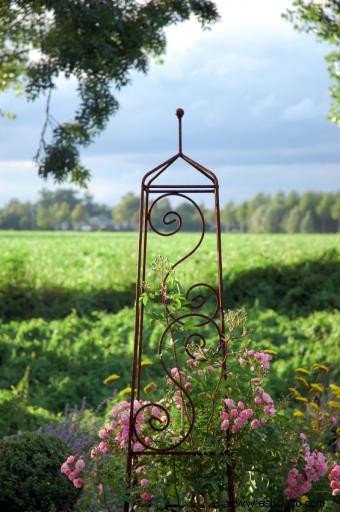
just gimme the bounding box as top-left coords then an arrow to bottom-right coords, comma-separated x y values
0,232 -> 339,436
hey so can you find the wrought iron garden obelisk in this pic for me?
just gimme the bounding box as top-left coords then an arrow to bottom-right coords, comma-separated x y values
125,109 -> 235,511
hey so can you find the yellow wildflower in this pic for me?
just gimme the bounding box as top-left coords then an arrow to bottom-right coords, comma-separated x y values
141,357 -> 153,368
308,402 -> 320,411
300,496 -> 308,505
336,427 -> 340,436
312,363 -> 329,373
289,387 -> 302,397
328,400 -> 340,410
263,349 -> 278,356
103,373 -> 120,385
310,383 -> 324,393
295,368 -> 310,376
329,384 -> 340,399
296,376 -> 310,389
143,382 -> 157,394
119,386 -> 132,395
295,397 -> 308,403
293,410 -> 304,418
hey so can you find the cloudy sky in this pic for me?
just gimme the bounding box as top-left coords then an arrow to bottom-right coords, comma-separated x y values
0,0 -> 339,206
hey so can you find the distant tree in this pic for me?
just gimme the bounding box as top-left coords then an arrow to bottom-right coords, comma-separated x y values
83,192 -> 111,218
316,193 -> 333,233
0,200 -> 34,229
248,205 -> 267,233
298,192 -> 320,228
235,203 -> 249,232
37,189 -> 80,210
221,201 -> 236,232
0,1 -> 219,185
282,206 -> 303,234
176,202 -> 201,231
330,194 -> 340,232
71,204 -> 88,227
261,205 -> 285,233
52,202 -> 71,229
300,210 -> 315,233
283,0 -> 340,124
112,193 -> 140,230
285,191 -> 300,210
36,205 -> 55,230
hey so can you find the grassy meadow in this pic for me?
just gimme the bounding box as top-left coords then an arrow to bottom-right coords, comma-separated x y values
0,231 -> 339,436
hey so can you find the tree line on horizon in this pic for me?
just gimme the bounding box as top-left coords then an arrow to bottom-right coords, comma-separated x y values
0,189 -> 339,233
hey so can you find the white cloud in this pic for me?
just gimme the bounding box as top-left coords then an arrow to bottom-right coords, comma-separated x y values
280,98 -> 322,121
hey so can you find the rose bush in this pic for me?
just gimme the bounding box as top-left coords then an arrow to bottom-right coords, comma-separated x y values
60,260 -> 339,511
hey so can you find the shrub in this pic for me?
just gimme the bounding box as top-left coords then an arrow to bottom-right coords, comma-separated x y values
0,431 -> 79,512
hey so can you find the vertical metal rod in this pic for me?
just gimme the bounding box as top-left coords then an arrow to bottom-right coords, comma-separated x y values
214,187 -> 236,512
136,190 -> 149,397
124,185 -> 146,512
176,108 -> 184,154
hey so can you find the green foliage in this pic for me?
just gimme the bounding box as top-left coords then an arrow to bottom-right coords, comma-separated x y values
0,431 -> 79,512
0,1 -> 219,184
0,232 -> 338,442
283,0 -> 340,125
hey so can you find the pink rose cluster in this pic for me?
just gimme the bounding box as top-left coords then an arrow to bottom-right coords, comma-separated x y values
253,385 -> 275,417
329,464 -> 340,496
60,455 -> 85,488
91,400 -> 148,457
220,398 -> 266,434
167,368 -> 192,409
284,436 -> 328,499
239,350 -> 272,370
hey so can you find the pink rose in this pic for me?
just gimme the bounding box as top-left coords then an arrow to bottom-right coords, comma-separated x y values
141,492 -> 154,501
244,408 -> 254,418
73,478 -> 84,488
250,419 -> 261,429
75,459 -> 85,470
230,409 -> 238,417
133,442 -> 145,452
262,392 -> 273,404
61,462 -> 69,474
66,455 -> 75,465
98,441 -> 109,454
151,406 -> 160,418
140,479 -> 149,487
254,396 -> 262,405
224,398 -> 234,408
221,419 -> 229,431
99,428 -> 109,439
237,401 -> 245,410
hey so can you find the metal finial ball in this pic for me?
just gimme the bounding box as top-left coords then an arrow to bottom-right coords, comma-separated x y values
176,108 -> 184,119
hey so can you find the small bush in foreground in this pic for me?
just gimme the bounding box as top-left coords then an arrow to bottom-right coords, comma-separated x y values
0,431 -> 79,512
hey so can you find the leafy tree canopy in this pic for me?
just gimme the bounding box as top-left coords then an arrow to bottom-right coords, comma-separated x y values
283,0 -> 340,125
0,0 -> 219,185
